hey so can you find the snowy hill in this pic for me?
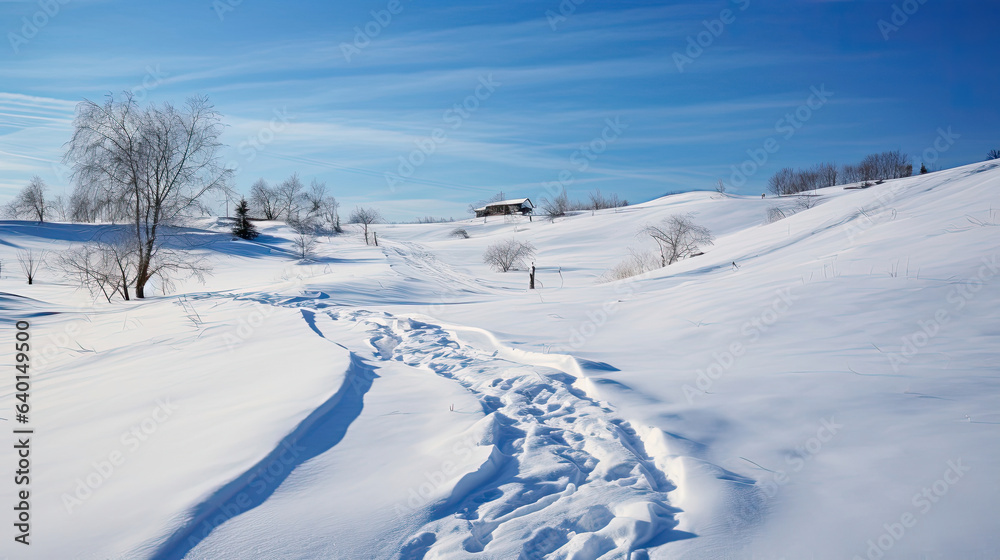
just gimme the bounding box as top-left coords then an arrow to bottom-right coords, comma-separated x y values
1,161 -> 999,559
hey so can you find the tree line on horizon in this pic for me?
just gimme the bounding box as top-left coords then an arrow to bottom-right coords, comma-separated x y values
767,150 -> 916,196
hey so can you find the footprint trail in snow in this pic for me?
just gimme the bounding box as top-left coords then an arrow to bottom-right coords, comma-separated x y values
242,289 -> 695,559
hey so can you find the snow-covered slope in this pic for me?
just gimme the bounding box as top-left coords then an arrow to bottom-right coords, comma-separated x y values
1,161 -> 998,559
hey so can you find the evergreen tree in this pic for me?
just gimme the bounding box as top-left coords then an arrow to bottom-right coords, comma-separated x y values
232,198 -> 260,240
920,163 -> 928,174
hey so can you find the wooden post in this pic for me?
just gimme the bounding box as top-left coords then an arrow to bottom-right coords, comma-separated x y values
529,264 -> 535,290
373,231 -> 378,246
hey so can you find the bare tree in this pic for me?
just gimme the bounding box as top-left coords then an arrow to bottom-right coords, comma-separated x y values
987,149 -> 1000,161
4,176 -> 48,222
588,188 -> 628,213
249,178 -> 281,220
349,206 -> 382,245
49,194 -> 69,222
589,188 -> 605,214
858,155 -> 879,184
840,163 -> 861,185
643,214 -> 714,267
608,192 -> 627,212
768,168 -> 794,195
540,190 -> 570,219
276,173 -> 305,221
16,249 -> 45,285
65,92 -> 229,298
791,168 -> 821,193
69,188 -> 99,223
483,239 -> 536,272
816,163 -> 838,187
302,179 -> 341,233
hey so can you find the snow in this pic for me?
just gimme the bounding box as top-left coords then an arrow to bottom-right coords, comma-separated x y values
1,161 -> 999,559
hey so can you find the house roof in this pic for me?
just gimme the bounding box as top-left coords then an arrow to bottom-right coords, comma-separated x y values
477,198 -> 533,210
474,198 -> 534,213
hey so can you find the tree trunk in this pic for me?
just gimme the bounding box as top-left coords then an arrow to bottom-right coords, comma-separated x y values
529,265 -> 535,290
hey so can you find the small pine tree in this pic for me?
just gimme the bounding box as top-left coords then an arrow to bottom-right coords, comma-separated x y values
920,163 -> 928,174
232,198 -> 260,240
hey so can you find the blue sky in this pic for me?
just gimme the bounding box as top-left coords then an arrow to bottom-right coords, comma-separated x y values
1,0 -> 997,220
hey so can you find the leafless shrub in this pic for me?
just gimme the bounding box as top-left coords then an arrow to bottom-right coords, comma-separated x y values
540,190 -> 570,219
16,249 -> 45,285
292,232 -> 318,259
483,239 -> 536,272
60,237 -> 138,301
450,228 -> 470,239
765,207 -> 787,224
643,214 -> 714,267
602,249 -> 658,282
987,149 -> 1000,161
288,214 -> 320,259
796,194 -> 821,210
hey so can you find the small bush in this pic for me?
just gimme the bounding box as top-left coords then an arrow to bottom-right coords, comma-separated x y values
483,239 -> 536,272
765,207 -> 787,224
451,228 -> 470,239
643,214 -> 714,267
602,249 -> 658,282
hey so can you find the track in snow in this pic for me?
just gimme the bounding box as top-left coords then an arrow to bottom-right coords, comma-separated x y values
232,287 -> 696,559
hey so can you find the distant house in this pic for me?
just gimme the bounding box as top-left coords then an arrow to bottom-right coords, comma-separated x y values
474,198 -> 534,218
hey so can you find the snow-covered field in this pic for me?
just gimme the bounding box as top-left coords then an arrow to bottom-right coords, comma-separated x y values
2,161 -> 999,559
